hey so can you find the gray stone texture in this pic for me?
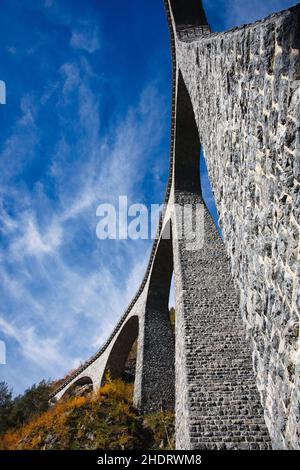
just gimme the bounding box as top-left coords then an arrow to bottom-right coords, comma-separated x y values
171,66 -> 271,450
173,0 -> 300,450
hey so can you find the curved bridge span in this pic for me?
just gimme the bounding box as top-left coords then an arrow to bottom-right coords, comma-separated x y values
52,0 -> 300,450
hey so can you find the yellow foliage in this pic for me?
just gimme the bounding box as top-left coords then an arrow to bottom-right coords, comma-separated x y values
0,395 -> 88,450
97,376 -> 133,402
0,379 -> 174,450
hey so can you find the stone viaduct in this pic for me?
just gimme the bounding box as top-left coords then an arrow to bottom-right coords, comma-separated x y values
51,0 -> 300,450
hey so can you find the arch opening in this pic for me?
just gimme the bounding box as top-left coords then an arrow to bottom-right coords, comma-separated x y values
169,0 -> 208,31
102,315 -> 139,386
146,221 -> 174,311
142,223 -> 175,410
174,71 -> 201,193
175,72 -> 222,237
169,273 -> 175,334
61,376 -> 93,400
200,150 -> 222,236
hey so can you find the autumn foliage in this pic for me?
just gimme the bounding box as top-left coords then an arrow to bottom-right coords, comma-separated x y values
0,377 -> 174,450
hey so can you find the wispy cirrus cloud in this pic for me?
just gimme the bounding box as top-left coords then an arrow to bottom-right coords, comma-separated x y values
0,315 -> 64,371
0,95 -> 39,183
70,24 -> 100,54
0,25 -> 167,393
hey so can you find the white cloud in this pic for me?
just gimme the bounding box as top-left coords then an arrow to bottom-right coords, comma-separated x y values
60,62 -> 81,95
70,26 -> 100,54
0,94 -> 38,184
0,48 -> 167,393
0,315 -> 65,372
10,215 -> 63,260
0,200 -> 18,234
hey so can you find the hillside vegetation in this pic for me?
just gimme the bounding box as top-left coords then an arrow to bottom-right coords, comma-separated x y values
0,377 -> 174,450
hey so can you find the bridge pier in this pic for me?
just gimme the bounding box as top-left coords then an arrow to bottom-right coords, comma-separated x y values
171,64 -> 270,449
173,193 -> 271,449
137,235 -> 175,411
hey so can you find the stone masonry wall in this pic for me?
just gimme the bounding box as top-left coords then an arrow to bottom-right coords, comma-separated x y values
176,5 -> 300,449
171,67 -> 270,450
173,192 -> 271,450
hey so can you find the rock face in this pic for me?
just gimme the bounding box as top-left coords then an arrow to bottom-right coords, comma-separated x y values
175,3 -> 300,449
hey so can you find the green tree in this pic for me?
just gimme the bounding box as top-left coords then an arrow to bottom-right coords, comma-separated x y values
0,381 -> 13,435
10,380 -> 52,428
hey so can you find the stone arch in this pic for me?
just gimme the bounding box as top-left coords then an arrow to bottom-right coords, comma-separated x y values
174,71 -> 201,193
102,315 -> 139,384
146,221 -> 174,310
60,375 -> 93,400
169,0 -> 208,33
137,221 -> 175,410
175,71 -> 221,235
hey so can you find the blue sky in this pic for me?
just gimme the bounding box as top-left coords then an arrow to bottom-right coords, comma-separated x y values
0,0 -> 297,395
